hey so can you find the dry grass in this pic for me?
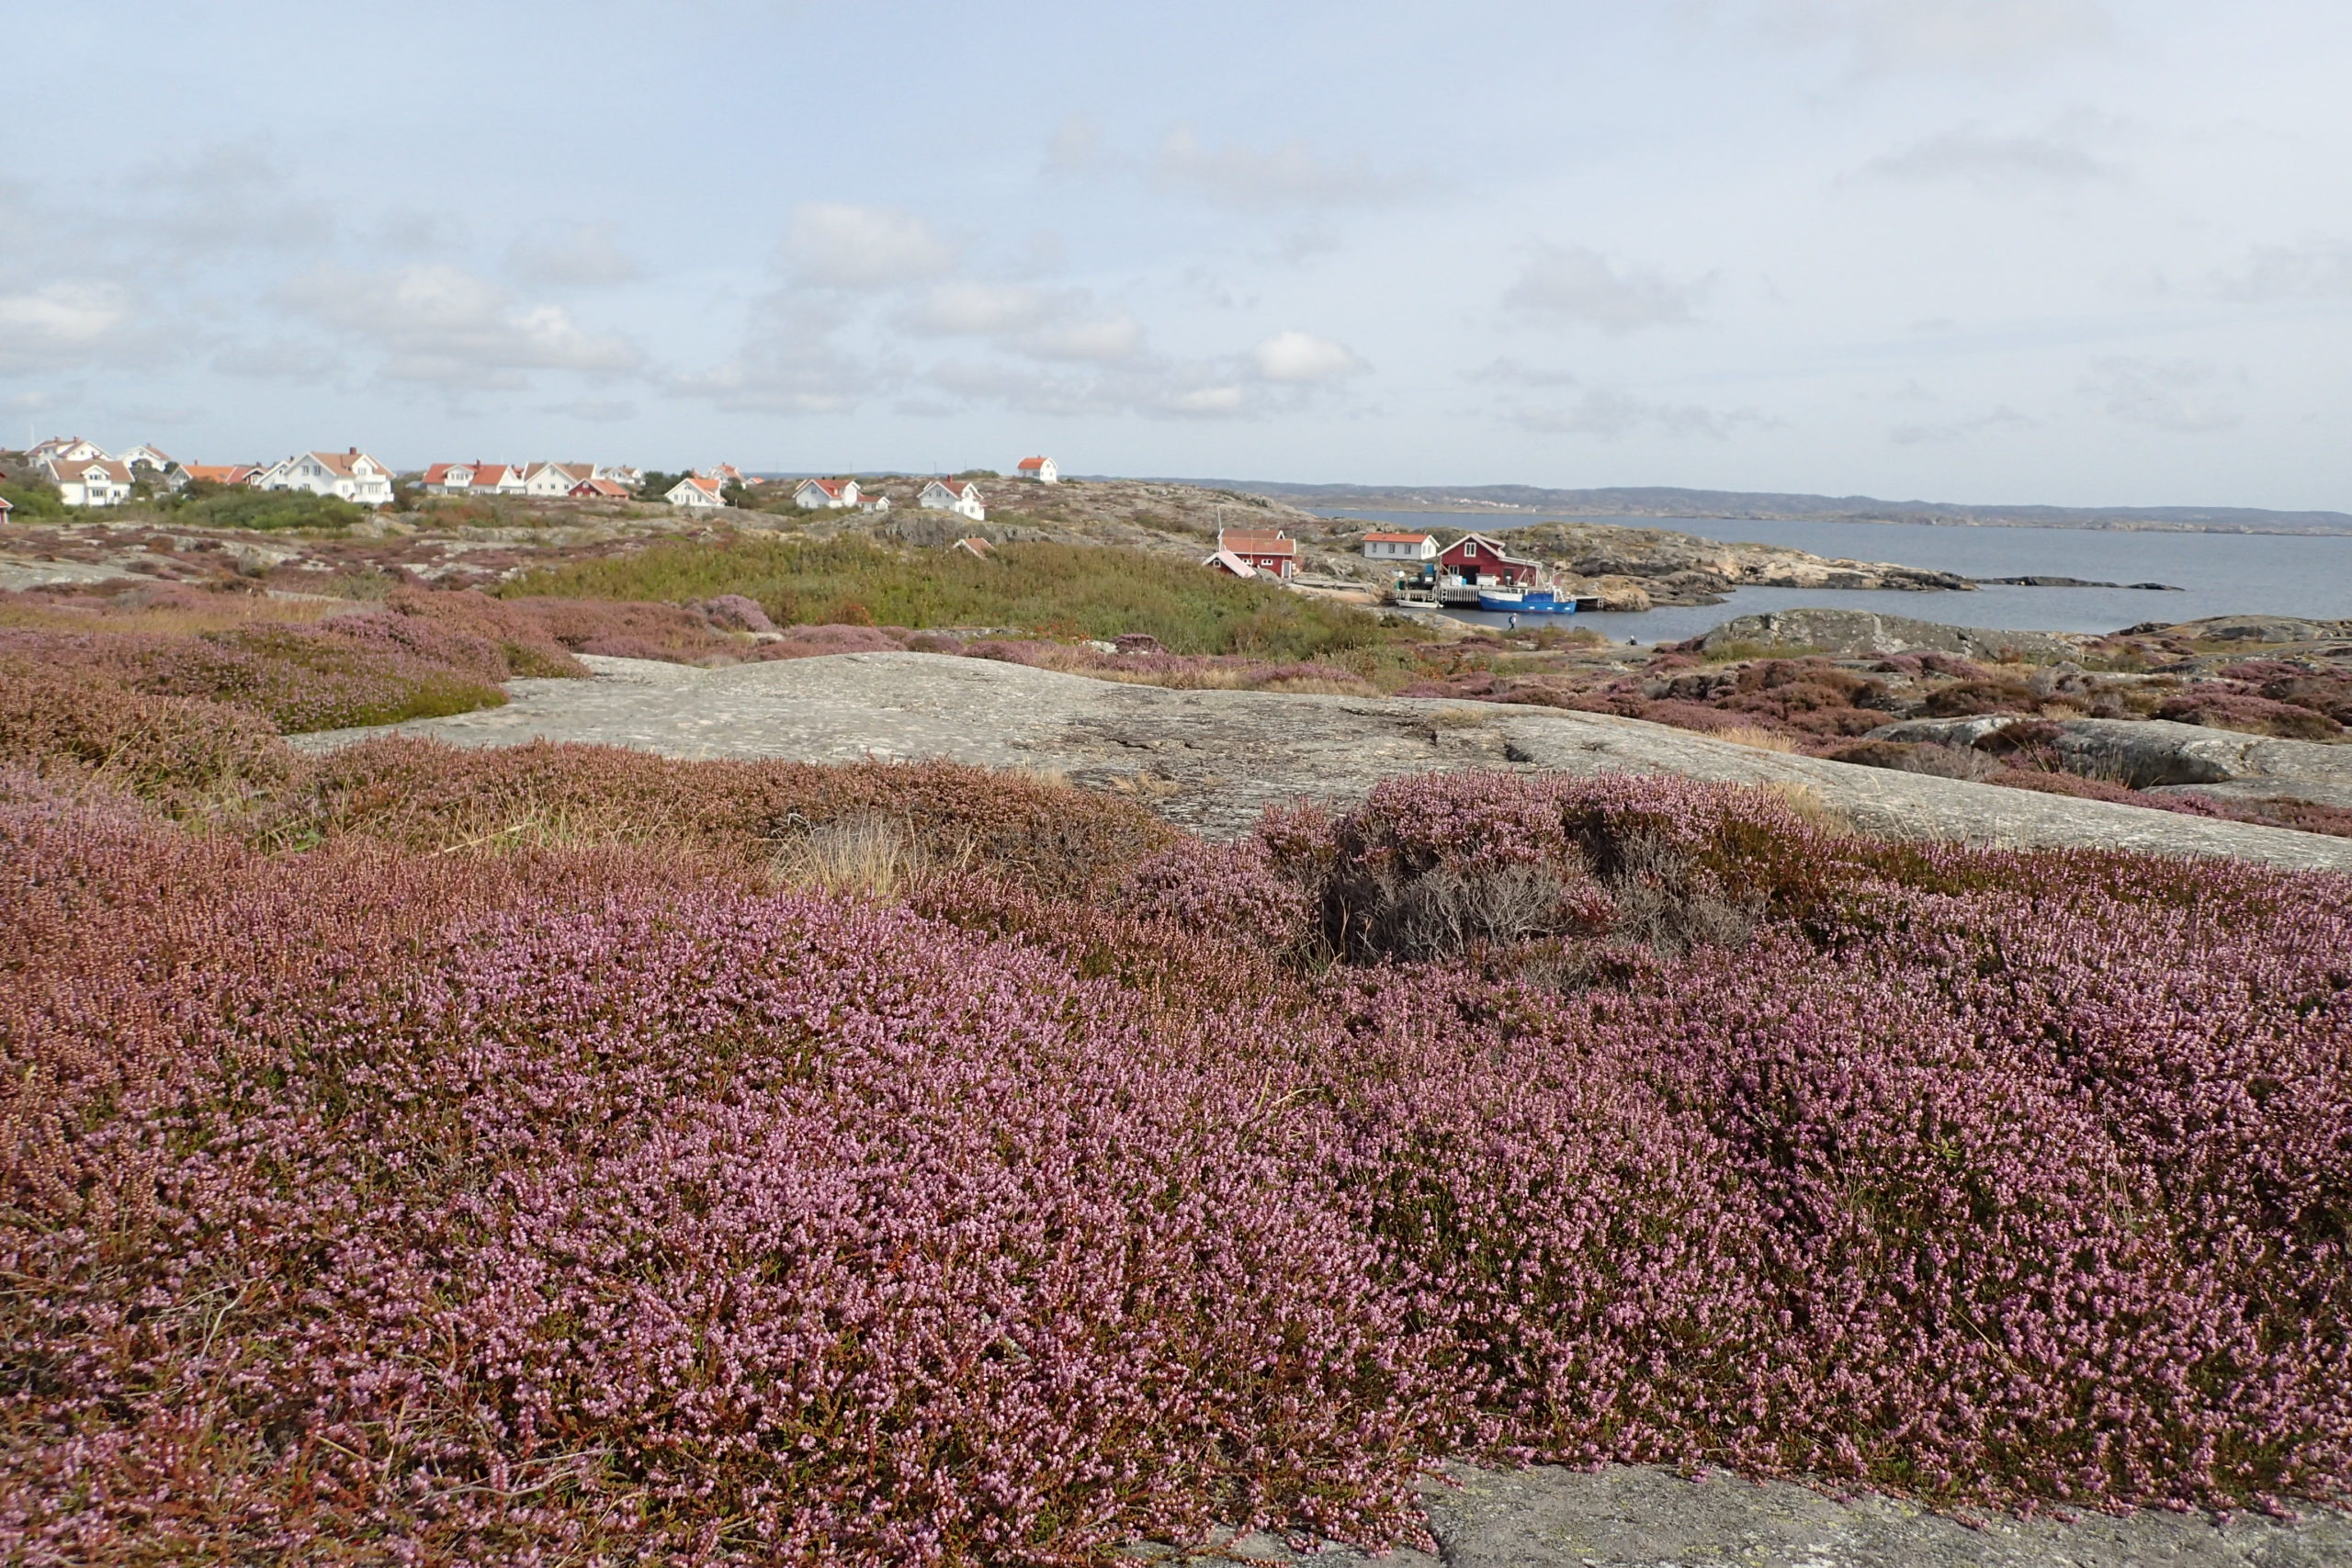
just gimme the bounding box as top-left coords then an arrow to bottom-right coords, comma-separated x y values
0,593 -> 357,637
768,813 -> 963,898
1713,725 -> 1803,753
1258,674 -> 1381,697
1761,781 -> 1856,837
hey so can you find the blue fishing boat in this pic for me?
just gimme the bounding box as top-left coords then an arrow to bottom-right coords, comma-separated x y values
1478,587 -> 1576,614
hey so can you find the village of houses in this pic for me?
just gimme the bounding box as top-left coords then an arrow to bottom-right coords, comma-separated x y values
5,435 -> 1560,602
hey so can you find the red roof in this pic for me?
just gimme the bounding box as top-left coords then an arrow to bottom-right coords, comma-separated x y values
1219,530 -> 1295,556
570,478 -> 632,498
1015,456 -> 1049,469
800,479 -> 850,497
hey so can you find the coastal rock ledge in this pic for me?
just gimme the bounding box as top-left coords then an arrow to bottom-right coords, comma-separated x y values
1129,1461 -> 2352,1567
295,652 -> 2352,871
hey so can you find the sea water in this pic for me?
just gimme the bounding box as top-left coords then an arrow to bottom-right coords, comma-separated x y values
1318,510 -> 2352,644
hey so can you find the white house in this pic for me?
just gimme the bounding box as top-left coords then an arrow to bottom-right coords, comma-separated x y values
1014,455 -> 1057,484
26,435 -> 108,468
919,478 -> 986,522
119,444 -> 175,477
169,463 -> 263,491
420,462 -> 528,497
42,457 -> 134,507
594,463 -> 642,486
1362,531 -> 1438,562
523,462 -> 594,497
256,449 -> 394,506
794,478 -> 860,510
666,475 -> 727,508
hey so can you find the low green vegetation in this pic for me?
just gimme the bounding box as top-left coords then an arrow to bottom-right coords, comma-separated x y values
154,482 -> 372,532
500,536 -> 1430,661
0,479 -> 67,519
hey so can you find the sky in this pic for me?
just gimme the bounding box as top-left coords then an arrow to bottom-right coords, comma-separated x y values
5,0 -> 2350,509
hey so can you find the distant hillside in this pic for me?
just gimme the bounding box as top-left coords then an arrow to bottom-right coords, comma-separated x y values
1154,480 -> 2352,536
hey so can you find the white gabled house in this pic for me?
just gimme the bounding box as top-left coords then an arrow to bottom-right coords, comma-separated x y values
42,457 -> 135,507
1014,455 -> 1057,484
524,462 -> 594,497
256,449 -> 394,506
919,478 -> 986,522
421,462 -> 529,497
1362,531 -> 1438,562
666,475 -> 727,509
26,435 -> 108,468
119,444 -> 175,477
794,478 -> 860,510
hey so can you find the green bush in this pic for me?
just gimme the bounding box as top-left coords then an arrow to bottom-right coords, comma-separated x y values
0,479 -> 67,519
500,536 -> 1421,660
162,484 -> 371,531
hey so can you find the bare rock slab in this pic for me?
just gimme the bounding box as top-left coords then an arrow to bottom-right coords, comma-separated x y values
1870,715 -> 2352,807
1701,609 -> 2081,663
1140,1465 -> 2351,1567
290,653 -> 2352,872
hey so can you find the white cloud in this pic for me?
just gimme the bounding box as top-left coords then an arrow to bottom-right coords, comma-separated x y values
0,283 -> 144,373
1250,329 -> 1367,383
128,140 -> 334,255
1025,315 -> 1147,363
1749,0 -> 2111,73
899,282 -> 1147,364
1864,123 -> 2120,185
1465,356 -> 1588,389
1164,384 -> 1249,416
904,281 -> 1054,335
1044,115 -> 1106,175
2212,238 -> 2352,304
1150,127 -> 1423,212
783,203 -> 960,289
675,293 -> 881,415
2082,357 -> 2244,434
1504,244 -> 1706,333
1889,404 -> 2038,445
279,264 -> 646,386
212,336 -> 342,383
1509,389 -> 1769,440
541,398 -> 639,423
1482,368 -> 1770,440
508,221 -> 646,288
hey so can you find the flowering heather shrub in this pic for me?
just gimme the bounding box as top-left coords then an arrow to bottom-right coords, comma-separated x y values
6,771 -> 2350,1562
1917,677 -> 2044,718
0,620 -> 507,733
384,587 -> 588,677
0,671 -> 297,806
505,594 -> 745,661
2154,688 -> 2345,740
1111,834 -> 1318,953
288,739 -> 1175,894
751,623 -> 911,659
693,592 -> 781,634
